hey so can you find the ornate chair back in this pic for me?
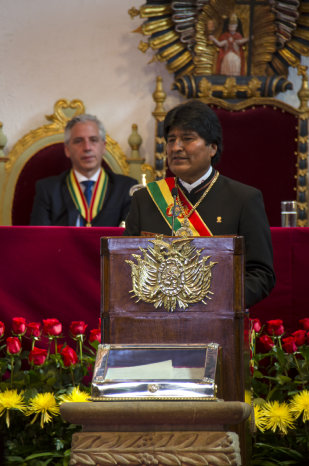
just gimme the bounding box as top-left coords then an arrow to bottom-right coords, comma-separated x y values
0,99 -> 131,225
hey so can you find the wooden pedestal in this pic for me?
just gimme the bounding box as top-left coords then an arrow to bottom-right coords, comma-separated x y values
61,400 -> 251,466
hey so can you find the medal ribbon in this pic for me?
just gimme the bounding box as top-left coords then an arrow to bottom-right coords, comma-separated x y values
66,168 -> 108,225
147,177 -> 212,236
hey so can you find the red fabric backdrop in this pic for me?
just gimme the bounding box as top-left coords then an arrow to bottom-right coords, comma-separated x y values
0,227 -> 307,336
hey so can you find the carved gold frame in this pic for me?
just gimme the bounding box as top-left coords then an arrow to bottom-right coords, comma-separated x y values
0,99 -> 130,225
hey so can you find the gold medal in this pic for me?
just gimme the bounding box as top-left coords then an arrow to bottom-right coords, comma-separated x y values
175,172 -> 219,236
176,219 -> 194,237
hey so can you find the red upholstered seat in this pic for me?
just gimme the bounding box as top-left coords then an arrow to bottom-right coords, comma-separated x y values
12,143 -> 69,225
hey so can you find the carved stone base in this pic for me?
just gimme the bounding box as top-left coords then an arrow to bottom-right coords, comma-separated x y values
69,430 -> 241,466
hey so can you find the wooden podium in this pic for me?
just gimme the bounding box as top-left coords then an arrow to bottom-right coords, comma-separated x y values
61,236 -> 252,465
101,235 -> 250,404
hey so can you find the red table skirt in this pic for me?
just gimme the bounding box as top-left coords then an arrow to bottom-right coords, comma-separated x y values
250,227 -> 309,332
0,226 -> 307,335
0,227 -> 124,333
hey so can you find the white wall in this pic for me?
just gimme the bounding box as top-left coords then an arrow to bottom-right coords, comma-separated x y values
0,0 -> 308,165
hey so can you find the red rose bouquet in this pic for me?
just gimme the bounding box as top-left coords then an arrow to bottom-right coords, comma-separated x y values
0,317 -> 100,464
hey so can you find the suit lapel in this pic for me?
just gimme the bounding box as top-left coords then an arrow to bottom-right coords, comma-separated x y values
62,180 -> 79,226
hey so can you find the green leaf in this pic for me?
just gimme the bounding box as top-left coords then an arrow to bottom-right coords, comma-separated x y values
276,374 -> 292,384
252,370 -> 264,379
24,451 -> 63,460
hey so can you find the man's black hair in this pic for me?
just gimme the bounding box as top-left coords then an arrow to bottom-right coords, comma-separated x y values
163,99 -> 223,165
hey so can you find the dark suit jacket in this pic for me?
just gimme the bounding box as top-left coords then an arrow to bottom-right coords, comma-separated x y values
124,173 -> 275,308
30,170 -> 137,227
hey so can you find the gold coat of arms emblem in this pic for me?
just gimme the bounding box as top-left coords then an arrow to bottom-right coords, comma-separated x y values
126,237 -> 217,312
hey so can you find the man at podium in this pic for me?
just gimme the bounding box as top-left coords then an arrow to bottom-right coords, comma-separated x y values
124,100 -> 275,308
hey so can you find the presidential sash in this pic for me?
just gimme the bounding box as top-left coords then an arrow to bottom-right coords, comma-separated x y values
146,177 -> 213,236
66,169 -> 108,226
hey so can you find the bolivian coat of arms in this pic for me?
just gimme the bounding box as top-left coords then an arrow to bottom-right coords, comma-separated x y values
125,236 -> 217,312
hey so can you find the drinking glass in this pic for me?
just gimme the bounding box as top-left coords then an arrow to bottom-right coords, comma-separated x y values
281,201 -> 297,227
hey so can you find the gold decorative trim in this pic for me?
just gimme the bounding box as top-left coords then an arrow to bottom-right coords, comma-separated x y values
141,18 -> 173,36
141,163 -> 156,182
198,76 -> 261,99
91,395 -> 217,401
139,4 -> 171,18
201,96 -> 309,117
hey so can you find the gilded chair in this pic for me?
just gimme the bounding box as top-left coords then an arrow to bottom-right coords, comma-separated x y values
0,99 -> 151,225
152,75 -> 309,227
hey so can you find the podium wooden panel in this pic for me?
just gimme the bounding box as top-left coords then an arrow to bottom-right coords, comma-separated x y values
60,236 -> 251,465
100,236 -> 249,404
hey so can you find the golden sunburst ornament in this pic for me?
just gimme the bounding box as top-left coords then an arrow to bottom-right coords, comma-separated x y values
126,236 -> 217,312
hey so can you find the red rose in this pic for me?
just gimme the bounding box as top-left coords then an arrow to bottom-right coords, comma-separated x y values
291,329 -> 307,346
57,343 -> 64,353
266,319 -> 284,336
70,321 -> 88,336
251,318 -> 261,333
12,317 -> 26,335
27,322 -> 42,338
299,318 -> 309,331
43,319 -> 62,336
60,345 -> 78,367
29,347 -> 48,365
259,335 -> 275,351
282,336 -> 297,353
0,321 -> 5,338
6,336 -> 21,354
89,328 -> 101,343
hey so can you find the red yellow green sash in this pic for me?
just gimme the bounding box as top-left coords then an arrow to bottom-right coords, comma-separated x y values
146,177 -> 213,236
66,169 -> 108,226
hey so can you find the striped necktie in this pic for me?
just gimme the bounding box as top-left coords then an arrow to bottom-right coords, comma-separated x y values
80,180 -> 95,226
81,180 -> 95,205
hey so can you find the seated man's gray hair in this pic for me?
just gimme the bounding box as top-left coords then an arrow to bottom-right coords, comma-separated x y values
64,114 -> 106,144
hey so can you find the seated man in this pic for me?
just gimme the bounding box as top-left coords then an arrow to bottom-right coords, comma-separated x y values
30,114 -> 137,226
124,100 -> 275,308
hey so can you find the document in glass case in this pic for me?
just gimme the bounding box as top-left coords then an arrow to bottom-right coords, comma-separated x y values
91,343 -> 220,401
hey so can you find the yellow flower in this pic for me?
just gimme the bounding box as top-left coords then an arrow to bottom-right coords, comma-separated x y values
58,386 -> 90,404
0,389 -> 26,428
253,404 -> 267,432
263,400 -> 295,435
289,390 -> 309,423
27,392 -> 60,428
